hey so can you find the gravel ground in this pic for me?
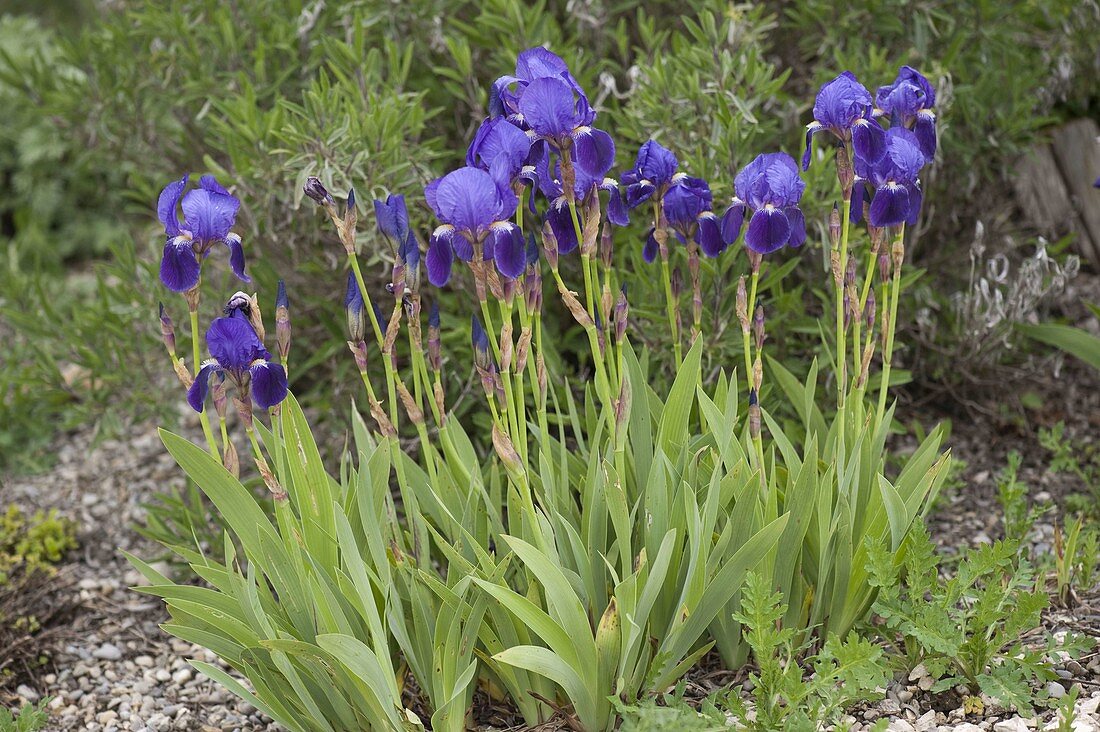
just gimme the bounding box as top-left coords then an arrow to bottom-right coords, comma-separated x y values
2,355 -> 1099,730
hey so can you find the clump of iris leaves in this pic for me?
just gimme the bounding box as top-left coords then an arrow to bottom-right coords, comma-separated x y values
119,32 -> 1094,731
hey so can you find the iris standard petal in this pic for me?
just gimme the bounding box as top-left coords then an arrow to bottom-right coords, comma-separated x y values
181,188 -> 240,243
634,139 -> 678,186
426,230 -> 456,287
573,128 -> 616,180
433,167 -> 504,233
695,214 -> 724,258
720,201 -> 746,245
187,362 -> 223,412
157,175 -> 188,237
207,316 -> 269,371
491,224 -> 526,279
812,71 -> 872,130
515,47 -> 572,82
642,228 -> 659,263
199,174 -> 231,196
852,118 -> 886,166
745,208 -> 792,254
869,183 -> 911,228
250,361 -> 289,409
223,233 -> 251,283
914,111 -> 937,162
160,237 -> 201,292
518,76 -> 578,139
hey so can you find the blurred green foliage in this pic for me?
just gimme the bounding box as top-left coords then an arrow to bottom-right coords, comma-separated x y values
0,0 -> 1096,471
0,504 -> 76,585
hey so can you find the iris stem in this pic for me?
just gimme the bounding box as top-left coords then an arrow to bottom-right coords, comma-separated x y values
188,308 -> 221,458
654,200 -> 682,365
877,225 -> 904,428
348,253 -> 399,428
743,269 -> 760,401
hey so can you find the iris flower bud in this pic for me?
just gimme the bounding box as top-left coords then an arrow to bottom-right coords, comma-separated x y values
736,276 -> 749,333
836,146 -> 854,200
600,225 -> 613,270
753,305 -> 765,350
865,289 -> 877,330
471,315 -> 491,371
829,204 -> 841,249
891,238 -> 905,272
541,221 -> 559,270
159,303 -> 177,356
671,266 -> 683,300
345,272 -> 367,343
878,252 -> 891,283
845,257 -> 857,288
304,176 -> 335,207
614,285 -> 628,344
748,388 -> 761,441
275,280 -> 290,366
427,302 -> 441,372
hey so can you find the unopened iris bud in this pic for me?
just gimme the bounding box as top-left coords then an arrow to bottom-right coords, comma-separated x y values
671,266 -> 683,300
829,204 -> 841,249
304,176 -> 335,207
864,289 -> 876,330
212,372 -> 229,420
878,252 -> 891,283
891,238 -> 905,272
836,145 -> 854,200
846,257 -> 856,288
275,280 -> 290,365
471,315 -> 491,371
736,276 -> 749,333
158,302 -> 177,356
222,439 -> 240,479
348,339 -> 369,373
843,291 -> 851,329
345,272 -> 367,342
753,305 -> 765,350
427,301 -> 441,372
748,388 -> 761,440
541,221 -> 559,271
600,225 -> 613,270
752,355 -> 762,392
614,285 -> 628,344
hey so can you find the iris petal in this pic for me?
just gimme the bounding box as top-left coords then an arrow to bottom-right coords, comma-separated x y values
745,208 -> 791,254
720,201 -> 746,245
426,230 -> 455,287
160,237 -> 200,292
573,128 -> 615,180
207,316 -> 270,371
785,207 -> 807,248
199,175 -> 231,196
373,194 -> 409,244
187,362 -> 223,412
223,233 -> 251,284
432,167 -> 504,234
547,203 -> 578,254
250,362 -> 289,409
914,111 -> 937,162
695,214 -> 725,258
157,175 -> 188,237
869,183 -> 911,228
904,183 -> 923,226
181,188 -> 240,243
518,77 -> 578,139
801,122 -> 823,171
642,228 -> 659,263
492,224 -> 526,279
852,118 -> 886,165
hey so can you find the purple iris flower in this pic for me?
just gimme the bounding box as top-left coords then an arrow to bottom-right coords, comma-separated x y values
517,76 -> 616,183
467,116 -> 538,210
424,167 -> 525,286
802,71 -> 885,171
621,139 -> 679,208
722,153 -> 807,255
535,153 -> 628,254
875,66 -> 936,162
489,47 -> 588,124
187,317 -> 288,412
642,175 -> 725,262
854,127 -> 926,228
157,174 -> 249,292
